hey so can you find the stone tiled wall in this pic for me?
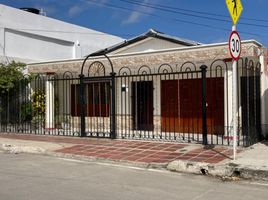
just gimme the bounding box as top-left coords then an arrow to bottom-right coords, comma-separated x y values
28,42 -> 261,74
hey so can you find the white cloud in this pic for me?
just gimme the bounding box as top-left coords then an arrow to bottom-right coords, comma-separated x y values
67,0 -> 108,17
68,5 -> 86,17
122,11 -> 142,25
122,0 -> 154,25
85,0 -> 107,7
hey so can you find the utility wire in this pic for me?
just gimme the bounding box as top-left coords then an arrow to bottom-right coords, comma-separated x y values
118,0 -> 268,29
119,0 -> 230,23
119,0 -> 268,23
86,0 -> 265,38
0,1 -> 265,39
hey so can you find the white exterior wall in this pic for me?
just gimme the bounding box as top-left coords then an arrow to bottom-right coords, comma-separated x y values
111,38 -> 186,55
260,50 -> 268,135
0,4 -> 123,63
5,29 -> 74,61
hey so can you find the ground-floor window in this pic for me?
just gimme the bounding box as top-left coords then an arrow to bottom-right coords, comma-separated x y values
71,82 -> 110,117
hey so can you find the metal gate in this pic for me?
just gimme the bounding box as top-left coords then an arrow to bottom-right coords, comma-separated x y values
79,77 -> 114,138
80,57 -> 116,139
0,56 -> 262,146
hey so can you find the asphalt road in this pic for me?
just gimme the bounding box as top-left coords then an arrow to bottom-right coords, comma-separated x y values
0,151 -> 268,200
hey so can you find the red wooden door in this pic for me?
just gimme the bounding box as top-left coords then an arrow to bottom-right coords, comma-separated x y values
206,78 -> 224,134
179,79 -> 202,133
161,78 -> 224,134
161,80 -> 179,132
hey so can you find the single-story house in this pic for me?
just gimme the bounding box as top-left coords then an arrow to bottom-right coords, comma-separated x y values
3,29 -> 267,146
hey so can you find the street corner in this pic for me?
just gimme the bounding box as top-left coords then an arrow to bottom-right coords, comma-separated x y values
225,142 -> 268,181
166,145 -> 242,178
231,167 -> 268,181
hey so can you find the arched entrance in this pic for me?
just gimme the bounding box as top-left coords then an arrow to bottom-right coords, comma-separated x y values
79,54 -> 116,138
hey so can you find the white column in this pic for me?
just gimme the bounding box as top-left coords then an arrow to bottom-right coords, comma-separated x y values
45,76 -> 54,129
260,49 -> 268,135
225,65 -> 233,136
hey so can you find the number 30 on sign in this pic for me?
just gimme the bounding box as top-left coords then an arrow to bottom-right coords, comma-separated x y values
228,31 -> 241,60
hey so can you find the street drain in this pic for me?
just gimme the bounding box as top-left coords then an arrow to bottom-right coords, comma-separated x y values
232,170 -> 241,177
200,168 -> 208,175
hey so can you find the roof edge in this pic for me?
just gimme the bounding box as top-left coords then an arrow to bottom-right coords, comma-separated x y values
27,39 -> 262,66
89,29 -> 201,56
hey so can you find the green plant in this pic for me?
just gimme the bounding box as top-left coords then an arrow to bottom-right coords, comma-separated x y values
54,95 -> 60,116
31,114 -> 45,129
32,90 -> 46,117
0,61 -> 26,94
20,102 -> 32,122
32,115 -> 44,124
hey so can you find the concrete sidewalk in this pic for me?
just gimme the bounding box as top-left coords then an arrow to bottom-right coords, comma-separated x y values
0,134 -> 267,181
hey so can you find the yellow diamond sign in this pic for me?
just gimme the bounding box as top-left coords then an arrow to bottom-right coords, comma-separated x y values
226,0 -> 243,25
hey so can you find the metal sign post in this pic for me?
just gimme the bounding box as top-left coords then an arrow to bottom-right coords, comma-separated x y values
226,0 -> 243,160
232,25 -> 238,160
228,28 -> 241,160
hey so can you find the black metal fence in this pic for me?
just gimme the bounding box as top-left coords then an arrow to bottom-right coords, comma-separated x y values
0,72 -> 82,136
0,58 -> 261,146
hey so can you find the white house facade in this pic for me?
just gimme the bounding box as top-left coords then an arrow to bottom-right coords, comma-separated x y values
0,4 -> 123,63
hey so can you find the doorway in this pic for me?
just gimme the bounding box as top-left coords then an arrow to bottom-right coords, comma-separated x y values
132,81 -> 153,131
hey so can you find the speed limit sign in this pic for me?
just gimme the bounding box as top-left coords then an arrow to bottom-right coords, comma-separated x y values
228,31 -> 241,60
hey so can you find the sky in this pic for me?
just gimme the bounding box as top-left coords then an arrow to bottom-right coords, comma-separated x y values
1,0 -> 268,47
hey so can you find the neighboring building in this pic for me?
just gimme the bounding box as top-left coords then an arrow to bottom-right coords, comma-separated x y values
0,4 -> 123,63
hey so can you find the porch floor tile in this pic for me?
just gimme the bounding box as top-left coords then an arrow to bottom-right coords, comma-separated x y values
0,134 -> 240,165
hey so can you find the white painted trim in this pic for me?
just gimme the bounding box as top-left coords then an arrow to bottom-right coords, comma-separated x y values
5,28 -> 75,45
109,40 -> 262,58
27,40 -> 263,66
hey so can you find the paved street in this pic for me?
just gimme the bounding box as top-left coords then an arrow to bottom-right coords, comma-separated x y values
0,152 -> 268,200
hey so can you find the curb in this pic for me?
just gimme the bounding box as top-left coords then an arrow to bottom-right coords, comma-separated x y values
167,160 -> 268,181
1,143 -> 268,181
1,143 -> 46,154
231,166 -> 268,181
167,160 -> 234,177
46,151 -> 168,170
